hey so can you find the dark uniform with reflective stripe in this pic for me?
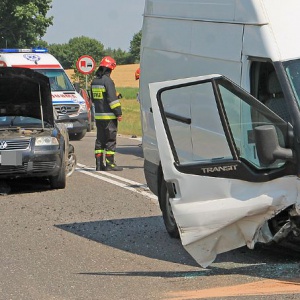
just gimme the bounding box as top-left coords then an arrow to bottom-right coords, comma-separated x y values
91,73 -> 122,169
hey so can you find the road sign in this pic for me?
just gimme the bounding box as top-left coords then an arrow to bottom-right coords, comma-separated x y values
76,55 -> 96,75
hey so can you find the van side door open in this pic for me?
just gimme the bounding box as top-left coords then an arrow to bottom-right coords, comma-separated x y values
149,74 -> 300,267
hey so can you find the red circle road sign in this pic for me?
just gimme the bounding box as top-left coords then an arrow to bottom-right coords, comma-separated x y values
76,55 -> 96,75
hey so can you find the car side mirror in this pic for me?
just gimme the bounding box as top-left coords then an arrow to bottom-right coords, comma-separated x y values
254,125 -> 294,165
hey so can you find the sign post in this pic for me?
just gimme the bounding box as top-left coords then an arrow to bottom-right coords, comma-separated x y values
76,55 -> 96,90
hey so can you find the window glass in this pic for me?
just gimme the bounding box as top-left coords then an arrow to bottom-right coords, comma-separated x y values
219,83 -> 286,169
0,116 -> 50,127
284,59 -> 300,107
159,78 -> 288,169
35,69 -> 74,91
160,82 -> 232,164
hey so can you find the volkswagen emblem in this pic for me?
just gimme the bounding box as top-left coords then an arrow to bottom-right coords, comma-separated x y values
60,106 -> 68,114
0,141 -> 8,150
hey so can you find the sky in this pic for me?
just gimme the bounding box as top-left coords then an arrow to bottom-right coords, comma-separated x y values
43,0 -> 145,51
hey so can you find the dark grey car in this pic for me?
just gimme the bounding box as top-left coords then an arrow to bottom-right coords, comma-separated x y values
0,67 -> 76,189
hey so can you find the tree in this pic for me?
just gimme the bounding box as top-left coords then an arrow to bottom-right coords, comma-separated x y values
68,36 -> 105,66
50,36 -> 105,88
105,47 -> 133,65
47,43 -> 73,68
48,36 -> 105,69
129,30 -> 142,63
0,0 -> 53,48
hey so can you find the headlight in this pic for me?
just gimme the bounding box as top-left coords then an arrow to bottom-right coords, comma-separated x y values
35,136 -> 59,146
78,102 -> 87,114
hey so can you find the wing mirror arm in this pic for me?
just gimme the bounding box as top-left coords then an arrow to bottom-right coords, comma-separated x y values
254,125 -> 294,165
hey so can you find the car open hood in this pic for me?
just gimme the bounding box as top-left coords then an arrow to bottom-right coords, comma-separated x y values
0,67 -> 54,126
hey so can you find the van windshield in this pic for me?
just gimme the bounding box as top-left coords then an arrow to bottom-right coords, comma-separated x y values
35,69 -> 75,92
284,59 -> 300,106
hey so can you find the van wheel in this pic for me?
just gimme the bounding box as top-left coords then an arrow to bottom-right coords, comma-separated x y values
50,158 -> 66,189
160,180 -> 180,238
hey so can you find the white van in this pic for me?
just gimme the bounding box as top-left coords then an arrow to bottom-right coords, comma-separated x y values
140,0 -> 300,266
0,48 -> 88,140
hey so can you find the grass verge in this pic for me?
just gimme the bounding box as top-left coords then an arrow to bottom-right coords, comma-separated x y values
118,88 -> 142,137
117,87 -> 139,100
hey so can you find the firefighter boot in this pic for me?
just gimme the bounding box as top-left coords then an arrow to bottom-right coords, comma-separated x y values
105,155 -> 123,171
95,154 -> 105,171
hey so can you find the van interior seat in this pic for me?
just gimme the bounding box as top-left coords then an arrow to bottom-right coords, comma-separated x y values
265,72 -> 290,122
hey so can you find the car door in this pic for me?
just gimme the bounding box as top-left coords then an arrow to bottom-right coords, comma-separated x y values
149,74 -> 300,267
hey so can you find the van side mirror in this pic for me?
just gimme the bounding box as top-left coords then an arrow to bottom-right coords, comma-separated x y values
254,125 -> 294,165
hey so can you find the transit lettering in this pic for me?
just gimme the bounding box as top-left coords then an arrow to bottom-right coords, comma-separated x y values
201,165 -> 238,174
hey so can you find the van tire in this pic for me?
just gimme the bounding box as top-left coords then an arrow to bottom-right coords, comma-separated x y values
50,157 -> 66,189
160,179 -> 180,238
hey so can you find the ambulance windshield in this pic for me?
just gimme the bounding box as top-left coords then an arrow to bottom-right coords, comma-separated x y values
35,69 -> 74,92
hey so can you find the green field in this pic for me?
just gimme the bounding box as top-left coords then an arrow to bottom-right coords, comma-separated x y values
117,87 -> 142,137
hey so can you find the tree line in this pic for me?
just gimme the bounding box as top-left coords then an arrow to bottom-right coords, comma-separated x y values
46,32 -> 141,86
0,0 -> 142,85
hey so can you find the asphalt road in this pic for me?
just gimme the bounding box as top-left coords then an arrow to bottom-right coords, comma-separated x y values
1,132 -> 300,300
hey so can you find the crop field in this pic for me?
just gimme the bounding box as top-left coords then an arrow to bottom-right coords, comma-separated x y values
111,63 -> 140,88
66,63 -> 140,88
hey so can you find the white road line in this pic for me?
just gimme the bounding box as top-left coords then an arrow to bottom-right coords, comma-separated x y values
76,163 -> 158,202
77,163 -> 148,187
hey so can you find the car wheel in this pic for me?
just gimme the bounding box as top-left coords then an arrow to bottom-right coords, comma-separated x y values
66,144 -> 76,177
50,157 -> 66,189
160,179 -> 180,238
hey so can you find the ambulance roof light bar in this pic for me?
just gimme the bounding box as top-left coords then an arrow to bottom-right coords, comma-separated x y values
0,48 -> 48,53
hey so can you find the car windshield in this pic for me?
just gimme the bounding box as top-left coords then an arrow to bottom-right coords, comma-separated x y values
0,116 -> 51,128
35,69 -> 75,92
283,58 -> 300,107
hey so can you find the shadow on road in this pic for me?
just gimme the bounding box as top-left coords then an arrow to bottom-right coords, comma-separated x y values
0,178 -> 51,195
116,144 -> 143,158
56,216 -> 300,279
56,216 -> 197,266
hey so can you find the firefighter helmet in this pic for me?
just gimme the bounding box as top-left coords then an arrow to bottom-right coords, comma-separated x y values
99,56 -> 117,70
135,67 -> 140,80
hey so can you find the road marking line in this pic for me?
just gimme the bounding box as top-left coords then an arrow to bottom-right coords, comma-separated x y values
76,163 -> 158,203
77,163 -> 148,187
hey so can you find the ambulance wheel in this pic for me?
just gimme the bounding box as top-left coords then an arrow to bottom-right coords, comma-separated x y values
69,130 -> 86,140
160,180 -> 179,238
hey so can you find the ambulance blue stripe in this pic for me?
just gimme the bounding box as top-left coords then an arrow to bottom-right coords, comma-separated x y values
52,100 -> 85,104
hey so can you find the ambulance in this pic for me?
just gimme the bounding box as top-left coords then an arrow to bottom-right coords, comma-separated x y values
140,0 -> 300,267
0,48 -> 88,140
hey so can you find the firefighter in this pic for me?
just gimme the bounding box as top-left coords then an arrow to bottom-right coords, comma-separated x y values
91,56 -> 123,171
135,67 -> 140,102
135,67 -> 140,80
